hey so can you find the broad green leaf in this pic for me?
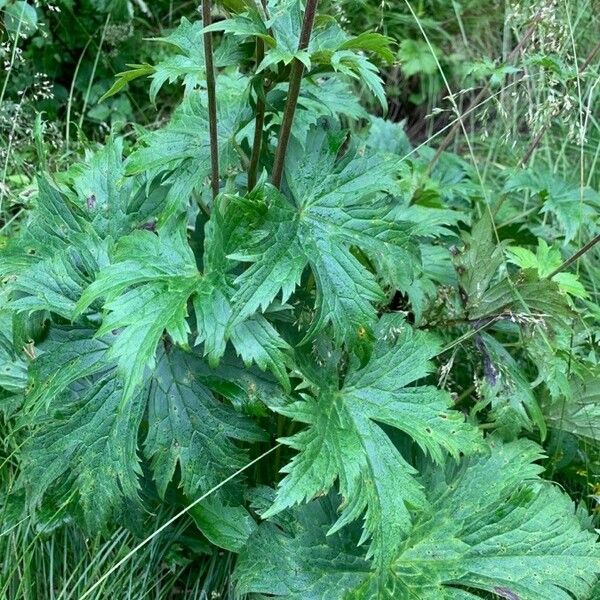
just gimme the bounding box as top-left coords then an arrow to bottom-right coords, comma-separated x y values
237,440 -> 600,600
145,346 -> 265,498
398,39 -> 440,77
0,178 -> 110,320
0,327 -> 27,395
190,497 -> 257,552
229,129 -> 422,345
204,3 -> 388,105
469,271 -> 573,325
20,328 -> 144,530
236,493 -> 370,597
70,138 -> 135,239
264,315 -> 480,565
366,117 -> 412,157
4,1 -> 38,37
192,210 -> 293,386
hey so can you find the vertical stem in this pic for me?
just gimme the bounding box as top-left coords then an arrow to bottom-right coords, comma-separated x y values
202,0 -> 220,199
248,37 -> 266,190
271,0 -> 319,188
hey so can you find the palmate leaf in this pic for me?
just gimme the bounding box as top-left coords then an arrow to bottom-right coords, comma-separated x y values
75,207 -> 291,397
101,17 -> 248,102
20,327 -> 267,529
20,328 -> 145,530
228,128 -> 425,345
76,217 -> 199,403
263,315 -> 480,565
236,439 -> 600,599
266,77 -> 367,147
0,177 -> 109,321
194,206 -> 293,388
206,1 -> 391,107
145,345 -> 265,499
0,140 -> 168,321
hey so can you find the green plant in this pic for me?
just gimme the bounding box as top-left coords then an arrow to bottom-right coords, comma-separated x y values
1,1 -> 600,598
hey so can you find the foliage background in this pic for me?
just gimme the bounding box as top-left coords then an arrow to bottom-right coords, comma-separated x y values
1,0 -> 600,598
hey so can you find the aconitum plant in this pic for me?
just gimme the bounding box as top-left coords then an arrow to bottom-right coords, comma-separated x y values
1,1 -> 599,598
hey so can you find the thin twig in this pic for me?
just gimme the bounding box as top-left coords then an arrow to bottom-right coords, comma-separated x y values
202,0 -> 220,199
547,233 -> 600,280
429,9 -> 543,168
271,0 -> 319,188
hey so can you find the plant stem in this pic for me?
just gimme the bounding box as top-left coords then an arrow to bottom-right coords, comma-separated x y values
202,0 -> 220,200
248,37 -> 266,190
547,233 -> 600,280
271,0 -> 319,188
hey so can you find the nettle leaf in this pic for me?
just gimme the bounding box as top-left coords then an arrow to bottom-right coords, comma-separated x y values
237,440 -> 600,599
229,128 -> 422,345
145,345 -> 265,499
264,315 -> 480,565
455,213 -> 505,311
126,73 -> 252,219
454,215 -> 574,327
